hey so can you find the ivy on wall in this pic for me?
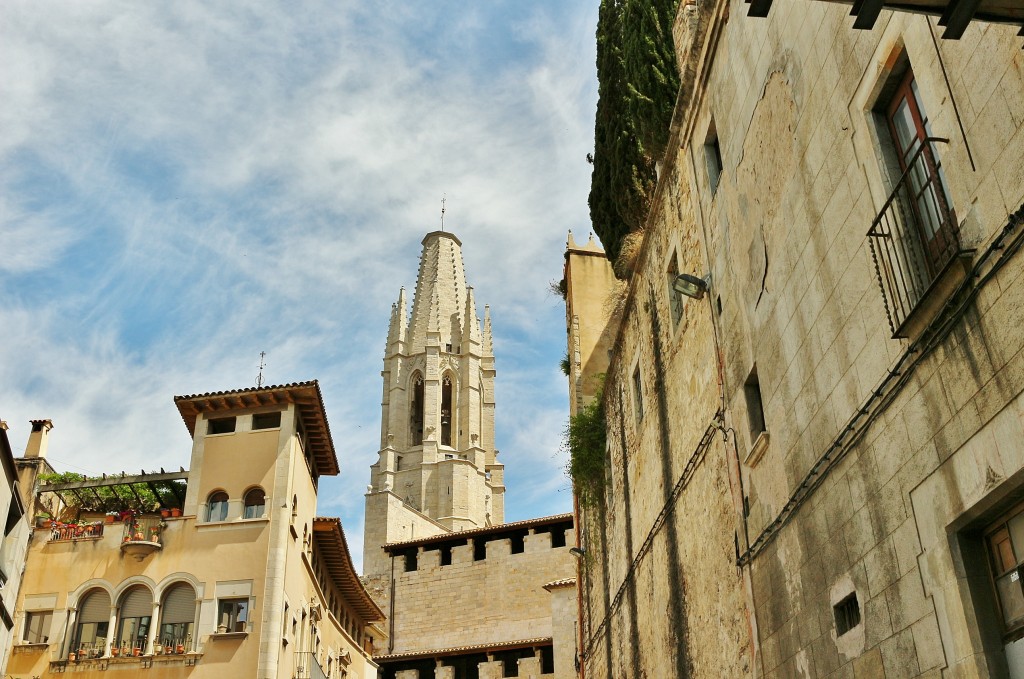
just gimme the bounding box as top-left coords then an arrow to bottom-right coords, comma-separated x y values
589,0 -> 681,274
567,383 -> 608,507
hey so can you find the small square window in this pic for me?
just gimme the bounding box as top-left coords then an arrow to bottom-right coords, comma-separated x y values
207,417 -> 236,435
252,412 -> 281,430
217,598 -> 249,633
24,610 -> 52,644
834,593 -> 861,636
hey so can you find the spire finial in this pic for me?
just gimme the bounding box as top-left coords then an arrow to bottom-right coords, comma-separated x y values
256,351 -> 267,388
440,194 -> 446,232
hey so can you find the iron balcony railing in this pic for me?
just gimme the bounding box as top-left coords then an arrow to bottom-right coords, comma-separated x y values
867,137 -> 963,337
294,652 -> 328,679
49,522 -> 104,542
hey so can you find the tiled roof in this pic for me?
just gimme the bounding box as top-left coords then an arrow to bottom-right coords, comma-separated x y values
312,517 -> 385,622
543,578 -> 576,591
173,381 -> 339,476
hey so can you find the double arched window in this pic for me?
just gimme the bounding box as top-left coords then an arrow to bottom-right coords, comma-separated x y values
243,488 -> 266,519
206,491 -> 229,522
440,374 -> 454,447
410,373 -> 424,446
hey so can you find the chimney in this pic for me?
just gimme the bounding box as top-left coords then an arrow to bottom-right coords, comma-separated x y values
24,419 -> 53,459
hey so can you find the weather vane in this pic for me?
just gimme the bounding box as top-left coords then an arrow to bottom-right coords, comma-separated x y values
256,351 -> 267,388
440,194 -> 446,232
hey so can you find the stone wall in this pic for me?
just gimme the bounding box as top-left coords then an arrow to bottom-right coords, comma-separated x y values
386,529 -> 575,658
569,0 -> 1024,677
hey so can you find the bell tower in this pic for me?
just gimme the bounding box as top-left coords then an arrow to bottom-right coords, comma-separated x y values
362,231 -> 505,578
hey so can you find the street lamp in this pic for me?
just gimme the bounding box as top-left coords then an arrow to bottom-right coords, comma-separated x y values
672,273 -> 711,300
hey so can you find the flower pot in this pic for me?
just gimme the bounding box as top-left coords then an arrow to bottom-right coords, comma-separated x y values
69,652 -> 76,662
176,644 -> 184,654
105,515 -> 115,524
170,508 -> 181,518
154,644 -> 163,654
160,508 -> 170,518
111,647 -> 120,657
133,647 -> 141,657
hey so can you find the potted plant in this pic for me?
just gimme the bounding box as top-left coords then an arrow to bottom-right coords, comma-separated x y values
111,645 -> 120,657
133,646 -> 141,657
175,641 -> 185,654
154,642 -> 163,654
105,511 -> 117,524
170,507 -> 182,518
69,651 -> 76,662
149,526 -> 160,542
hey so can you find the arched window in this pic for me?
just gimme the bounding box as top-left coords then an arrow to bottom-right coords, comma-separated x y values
158,582 -> 196,650
244,488 -> 266,519
73,589 -> 110,654
207,491 -> 229,522
116,586 -> 153,652
440,374 -> 454,447
410,373 -> 424,446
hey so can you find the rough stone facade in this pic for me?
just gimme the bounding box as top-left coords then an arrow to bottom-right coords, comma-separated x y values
567,1 -> 1024,678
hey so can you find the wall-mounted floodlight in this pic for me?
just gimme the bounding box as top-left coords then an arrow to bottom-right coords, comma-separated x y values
569,546 -> 586,558
673,273 -> 711,300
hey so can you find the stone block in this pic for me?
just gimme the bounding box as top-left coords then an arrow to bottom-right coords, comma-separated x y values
851,646 -> 884,679
911,614 -> 944,672
879,625 -> 920,679
863,536 -> 899,599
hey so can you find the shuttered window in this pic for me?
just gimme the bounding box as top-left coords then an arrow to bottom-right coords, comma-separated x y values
159,583 -> 196,649
161,584 -> 195,624
79,591 -> 110,623
120,588 -> 152,618
117,587 -> 152,650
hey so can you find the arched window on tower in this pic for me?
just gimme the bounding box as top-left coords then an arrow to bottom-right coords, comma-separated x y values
410,373 -> 424,446
441,374 -> 454,447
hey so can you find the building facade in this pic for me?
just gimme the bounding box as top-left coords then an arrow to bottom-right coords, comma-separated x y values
567,1 -> 1024,678
6,382 -> 384,679
0,421 -> 31,675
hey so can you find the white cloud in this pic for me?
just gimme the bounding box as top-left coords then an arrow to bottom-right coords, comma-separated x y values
0,0 -> 598,570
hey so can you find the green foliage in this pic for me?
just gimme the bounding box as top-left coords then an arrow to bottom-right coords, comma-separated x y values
589,0 -> 680,272
560,351 -> 572,377
567,385 -> 607,507
38,472 -> 182,514
623,0 -> 681,161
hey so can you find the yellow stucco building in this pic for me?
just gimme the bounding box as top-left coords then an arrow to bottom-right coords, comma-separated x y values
7,381 -> 384,679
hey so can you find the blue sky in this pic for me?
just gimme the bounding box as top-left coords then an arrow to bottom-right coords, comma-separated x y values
0,1 -> 600,571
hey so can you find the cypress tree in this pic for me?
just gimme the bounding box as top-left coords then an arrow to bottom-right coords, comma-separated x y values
589,0 -> 656,269
623,0 -> 681,163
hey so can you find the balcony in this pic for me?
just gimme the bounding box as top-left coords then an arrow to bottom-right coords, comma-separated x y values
867,137 -> 973,340
49,522 -> 105,542
294,651 -> 328,679
121,516 -> 164,560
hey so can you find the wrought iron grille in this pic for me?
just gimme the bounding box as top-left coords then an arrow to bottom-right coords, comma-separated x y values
294,651 -> 328,679
867,137 -> 961,336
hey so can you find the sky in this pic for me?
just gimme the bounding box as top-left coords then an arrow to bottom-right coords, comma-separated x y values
0,1 -> 600,571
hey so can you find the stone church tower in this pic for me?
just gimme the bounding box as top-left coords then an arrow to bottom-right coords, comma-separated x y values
362,231 -> 505,578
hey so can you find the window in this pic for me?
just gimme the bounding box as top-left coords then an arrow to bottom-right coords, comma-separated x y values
252,412 -> 281,430
217,598 -> 249,633
834,593 -> 861,636
983,503 -> 1024,636
441,374 -> 454,447
667,252 -> 684,326
159,583 -> 196,651
207,491 -> 229,522
883,67 -> 956,270
116,586 -> 153,651
704,120 -> 723,195
744,366 -> 766,439
410,373 -> 424,446
867,61 -> 962,337
207,417 -> 236,435
632,365 -> 644,423
73,589 -> 110,653
243,488 -> 266,519
24,610 -> 52,644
